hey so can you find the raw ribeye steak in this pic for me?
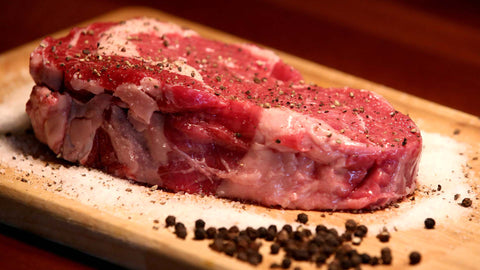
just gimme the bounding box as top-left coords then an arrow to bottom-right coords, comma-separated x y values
26,18 -> 422,210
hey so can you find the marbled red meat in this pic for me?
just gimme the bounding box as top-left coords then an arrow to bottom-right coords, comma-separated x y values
26,18 -> 422,210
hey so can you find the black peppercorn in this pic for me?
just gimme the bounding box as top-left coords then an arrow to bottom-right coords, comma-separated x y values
409,251 -> 421,265
271,243 -> 281,254
354,225 -> 368,237
325,234 -> 340,247
297,213 -> 308,224
276,230 -> 289,245
195,219 -> 206,229
268,225 -> 278,234
360,253 -> 371,264
206,227 -> 217,239
248,252 -> 262,265
282,224 -> 292,234
316,253 -> 328,265
292,248 -> 310,261
293,230 -> 304,241
194,228 -> 206,240
165,215 -> 176,227
174,222 -> 187,239
376,228 -> 390,242
228,225 -> 239,234
370,256 -> 380,266
340,232 -> 352,242
351,254 -> 362,267
257,227 -> 268,238
328,260 -> 341,270
246,226 -> 259,240
345,219 -> 357,232
217,227 -> 228,239
281,257 -> 291,269
381,247 -> 392,265
237,251 -> 248,261
316,224 -> 328,234
266,229 -> 276,241
339,256 -> 352,269
424,218 -> 435,229
328,228 -> 339,238
209,237 -> 224,252
224,241 -> 236,256
461,198 -> 472,207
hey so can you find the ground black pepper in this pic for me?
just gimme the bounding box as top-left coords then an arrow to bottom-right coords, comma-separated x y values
424,218 -> 435,229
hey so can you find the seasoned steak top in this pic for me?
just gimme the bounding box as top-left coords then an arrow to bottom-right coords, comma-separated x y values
30,18 -> 420,154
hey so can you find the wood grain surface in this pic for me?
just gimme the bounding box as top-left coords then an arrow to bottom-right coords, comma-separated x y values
0,7 -> 479,270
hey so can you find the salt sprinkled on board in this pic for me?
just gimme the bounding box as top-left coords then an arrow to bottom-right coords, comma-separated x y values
0,134 -> 283,229
365,132 -> 473,232
0,129 -> 475,231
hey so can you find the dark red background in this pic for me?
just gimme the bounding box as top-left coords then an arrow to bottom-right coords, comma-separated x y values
0,0 -> 479,269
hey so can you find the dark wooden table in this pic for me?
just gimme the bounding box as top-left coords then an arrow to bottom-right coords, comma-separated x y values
0,0 -> 479,269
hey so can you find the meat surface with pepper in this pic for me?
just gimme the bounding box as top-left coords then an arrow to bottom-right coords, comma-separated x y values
26,18 -> 422,210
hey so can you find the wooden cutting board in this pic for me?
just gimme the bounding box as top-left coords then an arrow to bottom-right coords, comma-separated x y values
0,7 -> 479,270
